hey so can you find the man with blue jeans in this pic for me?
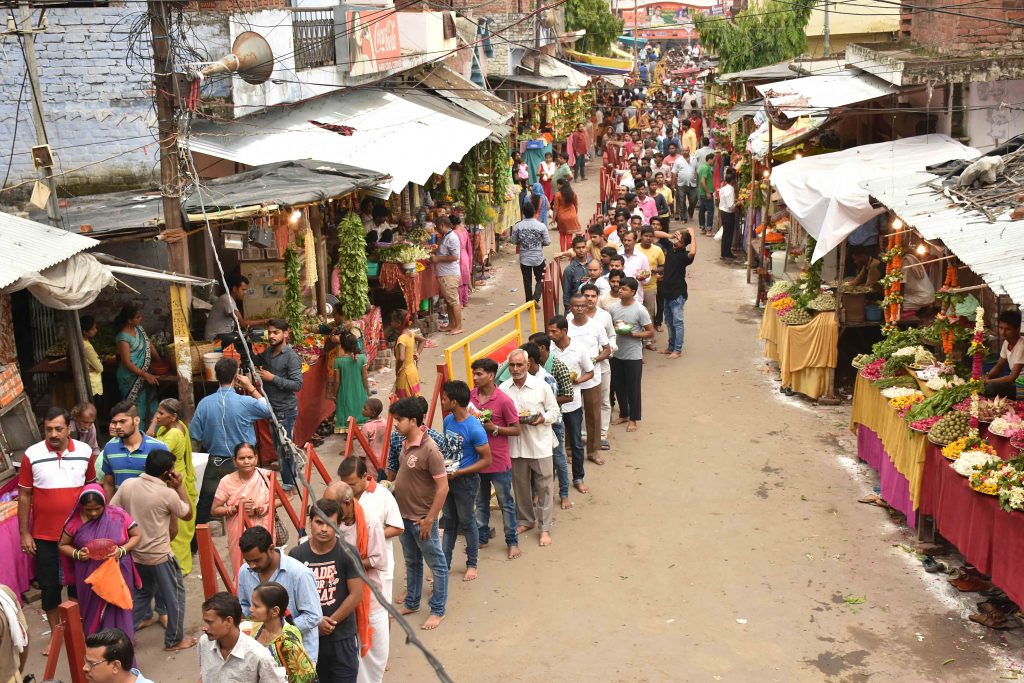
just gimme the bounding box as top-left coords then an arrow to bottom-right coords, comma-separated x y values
470,358 -> 523,560
110,448 -> 195,651
390,397 -> 449,630
254,318 -> 303,491
661,230 -> 695,359
439,380 -> 492,582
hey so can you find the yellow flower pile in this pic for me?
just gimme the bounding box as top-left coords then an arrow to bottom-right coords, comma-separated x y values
771,296 -> 795,312
942,436 -> 996,461
888,394 -> 924,412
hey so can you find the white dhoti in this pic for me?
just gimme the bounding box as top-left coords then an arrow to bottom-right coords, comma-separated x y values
357,605 -> 390,683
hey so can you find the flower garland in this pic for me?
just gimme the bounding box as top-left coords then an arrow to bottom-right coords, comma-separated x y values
881,233 -> 903,334
968,306 -> 986,436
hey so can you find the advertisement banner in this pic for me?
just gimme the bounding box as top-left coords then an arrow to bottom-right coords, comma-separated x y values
348,10 -> 402,76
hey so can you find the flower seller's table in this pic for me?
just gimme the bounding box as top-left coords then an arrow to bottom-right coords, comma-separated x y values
919,437 -> 1024,607
379,261 -> 439,312
850,374 -> 928,527
758,308 -> 838,400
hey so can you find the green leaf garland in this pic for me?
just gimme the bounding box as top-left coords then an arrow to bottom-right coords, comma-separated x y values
337,212 -> 369,320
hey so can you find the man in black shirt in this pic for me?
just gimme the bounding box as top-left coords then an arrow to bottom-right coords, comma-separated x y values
660,230 -> 695,359
289,498 -> 365,683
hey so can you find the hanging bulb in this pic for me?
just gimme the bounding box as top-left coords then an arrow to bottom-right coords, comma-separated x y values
290,209 -> 302,224
892,218 -> 904,231
916,244 -> 926,255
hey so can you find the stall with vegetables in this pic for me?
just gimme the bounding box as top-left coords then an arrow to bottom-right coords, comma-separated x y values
369,139 -> 515,318
849,297 -> 1024,627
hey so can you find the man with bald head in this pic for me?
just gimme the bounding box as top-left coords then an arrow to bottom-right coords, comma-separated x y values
323,479 -> 389,683
336,457 -> 403,603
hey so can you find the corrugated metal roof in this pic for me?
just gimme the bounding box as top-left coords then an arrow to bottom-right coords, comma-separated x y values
728,97 -> 763,125
417,65 -> 514,129
756,71 -> 898,118
718,60 -> 796,84
0,212 -> 97,289
861,172 -> 1024,305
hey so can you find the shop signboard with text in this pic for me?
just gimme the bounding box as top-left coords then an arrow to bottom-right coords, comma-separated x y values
348,9 -> 402,76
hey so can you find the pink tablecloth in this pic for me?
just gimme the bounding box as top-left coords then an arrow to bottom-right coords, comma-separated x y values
0,478 -> 33,600
857,425 -> 916,528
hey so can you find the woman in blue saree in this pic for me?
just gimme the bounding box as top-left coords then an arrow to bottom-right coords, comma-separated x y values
114,304 -> 162,425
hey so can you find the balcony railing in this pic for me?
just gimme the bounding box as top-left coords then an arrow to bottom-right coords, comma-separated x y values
292,8 -> 336,70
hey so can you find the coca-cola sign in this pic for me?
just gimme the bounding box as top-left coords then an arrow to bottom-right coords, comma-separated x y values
348,10 -> 403,76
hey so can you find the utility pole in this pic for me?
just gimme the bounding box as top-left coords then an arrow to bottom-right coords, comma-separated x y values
10,2 -> 90,405
149,0 -> 195,419
823,0 -> 830,56
533,0 -> 540,75
632,0 -> 639,76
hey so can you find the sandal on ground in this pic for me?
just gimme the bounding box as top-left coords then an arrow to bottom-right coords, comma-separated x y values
969,611 -> 1015,629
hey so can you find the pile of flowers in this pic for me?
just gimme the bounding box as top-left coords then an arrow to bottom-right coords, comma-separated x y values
889,393 -> 925,416
859,359 -> 887,381
952,449 -> 1001,476
942,435 -> 996,461
910,415 -> 942,432
770,294 -> 797,317
881,386 -> 921,399
926,375 -> 967,391
991,412 -> 1024,438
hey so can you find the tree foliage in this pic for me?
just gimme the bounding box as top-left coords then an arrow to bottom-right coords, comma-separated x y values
694,0 -> 813,74
565,0 -> 624,56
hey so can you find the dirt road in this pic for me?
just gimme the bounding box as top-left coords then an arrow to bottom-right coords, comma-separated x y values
22,160 -> 1024,682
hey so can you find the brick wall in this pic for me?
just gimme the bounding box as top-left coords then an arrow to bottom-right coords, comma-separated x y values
903,0 -> 1024,55
0,2 -> 230,194
456,7 -> 564,74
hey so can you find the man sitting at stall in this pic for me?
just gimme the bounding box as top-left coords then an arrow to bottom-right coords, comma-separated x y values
900,252 -> 936,319
845,247 -> 885,297
984,310 -> 1024,398
204,274 -> 268,350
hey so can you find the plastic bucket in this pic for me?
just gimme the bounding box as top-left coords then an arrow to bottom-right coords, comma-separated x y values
770,250 -> 787,279
202,352 -> 223,381
865,304 -> 883,322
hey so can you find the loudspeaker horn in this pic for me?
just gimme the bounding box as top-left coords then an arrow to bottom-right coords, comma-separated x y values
201,31 -> 274,86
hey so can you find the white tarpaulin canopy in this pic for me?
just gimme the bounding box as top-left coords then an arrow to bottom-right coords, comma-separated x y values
770,135 -> 980,262
3,253 -> 115,310
755,71 -> 898,119
189,89 -> 494,195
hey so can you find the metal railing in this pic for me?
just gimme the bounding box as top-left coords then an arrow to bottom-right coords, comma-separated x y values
443,301 -> 538,386
292,8 -> 336,70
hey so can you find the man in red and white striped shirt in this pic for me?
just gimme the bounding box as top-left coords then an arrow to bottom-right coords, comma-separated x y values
18,406 -> 95,632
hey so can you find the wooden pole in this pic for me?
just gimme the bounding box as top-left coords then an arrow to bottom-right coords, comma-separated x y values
150,0 -> 194,419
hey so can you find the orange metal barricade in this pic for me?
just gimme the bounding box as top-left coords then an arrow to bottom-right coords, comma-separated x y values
196,523 -> 237,599
43,601 -> 87,683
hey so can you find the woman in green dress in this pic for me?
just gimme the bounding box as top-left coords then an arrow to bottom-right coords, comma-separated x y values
114,303 -> 161,425
147,398 -> 198,574
332,331 -> 369,433
251,582 -> 317,683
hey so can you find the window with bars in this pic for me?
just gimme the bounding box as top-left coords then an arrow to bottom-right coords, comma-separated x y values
292,8 -> 336,70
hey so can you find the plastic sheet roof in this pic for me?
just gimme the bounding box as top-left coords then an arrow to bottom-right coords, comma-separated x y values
770,135 -> 979,262
756,71 -> 898,118
862,172 -> 1024,306
189,89 -> 494,194
0,212 -> 98,289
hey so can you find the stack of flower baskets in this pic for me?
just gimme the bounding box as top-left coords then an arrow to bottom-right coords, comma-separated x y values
883,388 -> 925,417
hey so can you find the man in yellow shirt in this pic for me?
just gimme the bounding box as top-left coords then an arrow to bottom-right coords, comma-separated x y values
680,120 -> 698,157
636,227 -> 665,350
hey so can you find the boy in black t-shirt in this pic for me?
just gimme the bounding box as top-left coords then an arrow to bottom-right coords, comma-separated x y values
289,498 -> 365,683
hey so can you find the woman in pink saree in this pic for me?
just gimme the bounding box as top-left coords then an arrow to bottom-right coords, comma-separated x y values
57,484 -> 141,637
212,442 -> 276,577
453,216 -> 473,307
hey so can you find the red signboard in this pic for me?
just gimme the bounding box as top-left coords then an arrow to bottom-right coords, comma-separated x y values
637,27 -> 694,39
348,10 -> 402,76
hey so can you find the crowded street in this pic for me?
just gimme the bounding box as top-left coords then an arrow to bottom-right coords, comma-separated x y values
3,0 -> 1024,680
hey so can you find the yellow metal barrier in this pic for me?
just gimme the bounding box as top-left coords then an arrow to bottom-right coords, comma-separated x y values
444,301 -> 538,387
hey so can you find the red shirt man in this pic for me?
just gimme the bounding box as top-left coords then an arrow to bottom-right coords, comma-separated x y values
18,407 -> 95,628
